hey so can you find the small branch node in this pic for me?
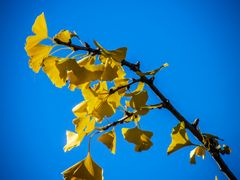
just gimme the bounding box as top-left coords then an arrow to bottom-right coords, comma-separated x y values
149,76 -> 155,83
192,118 -> 200,129
135,61 -> 140,69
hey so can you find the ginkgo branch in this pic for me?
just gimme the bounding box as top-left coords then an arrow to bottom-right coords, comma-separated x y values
53,40 -> 237,180
109,78 -> 141,95
121,59 -> 237,180
95,113 -> 134,131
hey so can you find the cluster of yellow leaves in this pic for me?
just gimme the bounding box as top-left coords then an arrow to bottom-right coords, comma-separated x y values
62,152 -> 103,180
167,122 -> 208,164
26,12 -> 171,180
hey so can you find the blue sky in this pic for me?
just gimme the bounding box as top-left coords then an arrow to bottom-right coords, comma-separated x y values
1,0 -> 240,179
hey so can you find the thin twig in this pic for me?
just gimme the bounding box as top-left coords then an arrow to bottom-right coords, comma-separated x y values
95,113 -> 134,131
109,78 -> 141,95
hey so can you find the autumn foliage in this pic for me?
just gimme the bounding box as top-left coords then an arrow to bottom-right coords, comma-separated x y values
25,13 -> 235,180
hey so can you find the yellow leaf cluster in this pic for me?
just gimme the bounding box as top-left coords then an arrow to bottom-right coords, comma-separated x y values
167,122 -> 193,155
122,127 -> 153,152
62,152 -> 103,180
76,81 -> 123,122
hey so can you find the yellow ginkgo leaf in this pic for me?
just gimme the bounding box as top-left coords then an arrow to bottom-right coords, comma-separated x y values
141,103 -> 163,110
64,130 -> 85,152
25,13 -> 48,51
77,55 -> 96,66
190,146 -> 206,164
44,56 -> 104,88
85,118 -> 96,135
125,82 -> 144,97
122,127 -> 153,152
73,116 -> 91,134
94,40 -> 127,63
68,64 -> 104,86
62,152 -> 103,180
167,121 -> 193,155
113,78 -> 129,95
72,101 -> 88,117
43,57 -> 84,88
142,63 -> 169,76
125,113 -> 141,123
98,129 -> 116,154
114,78 -> 129,87
54,30 -> 74,44
28,44 -> 53,73
130,90 -> 149,115
81,84 -> 97,100
101,59 -> 119,81
92,99 -> 115,122
108,92 -> 122,109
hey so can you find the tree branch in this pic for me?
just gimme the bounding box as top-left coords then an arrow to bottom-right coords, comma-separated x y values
109,78 -> 141,95
95,113 -> 134,131
121,59 -> 237,180
55,40 -> 237,180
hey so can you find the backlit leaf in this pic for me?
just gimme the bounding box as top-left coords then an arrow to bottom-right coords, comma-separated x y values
113,78 -> 129,95
25,13 -> 48,51
54,30 -> 74,44
72,101 -> 88,117
98,129 -> 116,154
64,130 -> 85,152
167,122 -> 193,155
43,57 -> 88,88
73,116 -> 90,134
108,92 -> 122,109
94,40 -> 127,63
28,44 -> 53,73
92,99 -> 115,122
68,64 -> 104,86
125,82 -> 144,97
62,152 -> 103,180
101,59 -> 119,81
85,118 -> 96,135
122,127 -> 153,152
190,146 -> 206,164
130,90 -> 149,115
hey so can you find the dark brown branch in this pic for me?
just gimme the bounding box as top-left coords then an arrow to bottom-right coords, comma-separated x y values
54,39 -> 100,54
56,40 -> 237,180
95,113 -> 134,131
109,78 -> 141,95
121,59 -> 237,180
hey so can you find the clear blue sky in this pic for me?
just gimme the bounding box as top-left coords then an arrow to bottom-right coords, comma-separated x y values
1,0 -> 240,179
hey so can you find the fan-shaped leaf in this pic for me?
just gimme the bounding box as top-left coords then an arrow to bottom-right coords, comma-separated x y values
167,122 -> 193,155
